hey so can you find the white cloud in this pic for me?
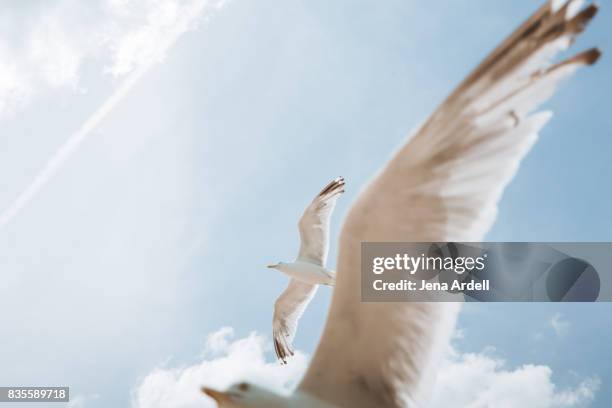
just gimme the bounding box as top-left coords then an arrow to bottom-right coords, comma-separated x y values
0,0 -> 225,229
0,46 -> 33,117
100,0 -> 225,76
67,393 -> 100,407
550,313 -> 571,337
431,347 -> 599,408
132,327 -> 308,408
133,328 -> 599,408
27,15 -> 82,89
0,0 -> 225,118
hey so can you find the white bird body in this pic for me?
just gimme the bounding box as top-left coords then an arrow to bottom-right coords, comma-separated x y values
270,261 -> 335,286
203,1 -> 600,407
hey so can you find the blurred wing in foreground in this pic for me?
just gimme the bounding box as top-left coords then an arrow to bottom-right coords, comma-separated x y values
300,2 -> 600,407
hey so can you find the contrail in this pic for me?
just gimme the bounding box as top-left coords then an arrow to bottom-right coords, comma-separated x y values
0,0 -> 224,230
0,68 -> 145,229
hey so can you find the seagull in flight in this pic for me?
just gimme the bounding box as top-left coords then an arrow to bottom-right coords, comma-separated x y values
203,1 -> 601,406
267,176 -> 345,363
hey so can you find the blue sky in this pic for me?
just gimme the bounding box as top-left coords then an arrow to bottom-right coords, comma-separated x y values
0,1 -> 611,407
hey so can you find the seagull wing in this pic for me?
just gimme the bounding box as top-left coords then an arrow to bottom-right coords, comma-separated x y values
273,279 -> 318,364
297,177 -> 345,266
300,2 -> 599,407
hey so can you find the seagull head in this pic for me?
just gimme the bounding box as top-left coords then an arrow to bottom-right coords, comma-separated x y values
266,262 -> 284,269
202,382 -> 287,407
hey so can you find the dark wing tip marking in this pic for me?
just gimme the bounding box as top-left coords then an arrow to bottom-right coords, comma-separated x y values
318,177 -> 346,197
549,47 -> 602,72
560,4 -> 599,37
273,337 -> 287,365
273,325 -> 295,365
578,3 -> 599,24
581,47 -> 602,65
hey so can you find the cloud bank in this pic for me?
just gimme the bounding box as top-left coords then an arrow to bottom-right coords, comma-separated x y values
0,0 -> 225,118
133,328 -> 599,408
132,328 -> 308,408
431,347 -> 599,408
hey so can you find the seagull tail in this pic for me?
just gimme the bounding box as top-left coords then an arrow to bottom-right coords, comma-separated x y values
323,270 -> 336,286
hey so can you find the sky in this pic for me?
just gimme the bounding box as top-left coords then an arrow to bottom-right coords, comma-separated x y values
0,0 -> 611,407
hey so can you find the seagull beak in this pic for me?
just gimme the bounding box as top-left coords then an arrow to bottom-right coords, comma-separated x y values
201,387 -> 233,405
